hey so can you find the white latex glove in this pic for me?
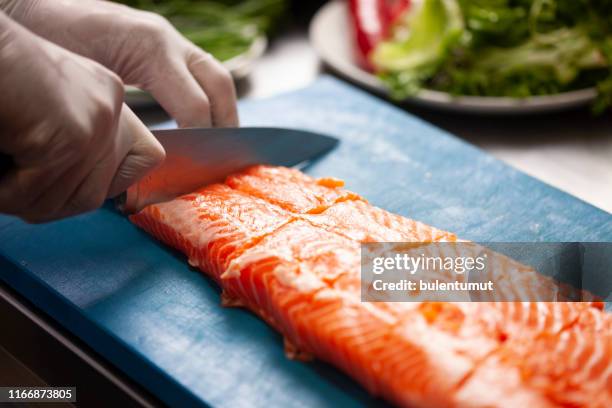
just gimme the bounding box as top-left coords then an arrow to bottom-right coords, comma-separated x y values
1,0 -> 238,128
0,12 -> 165,223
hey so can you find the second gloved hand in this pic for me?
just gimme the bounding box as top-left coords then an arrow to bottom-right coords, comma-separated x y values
2,0 -> 239,128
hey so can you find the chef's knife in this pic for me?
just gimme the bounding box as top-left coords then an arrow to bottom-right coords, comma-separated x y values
116,127 -> 339,213
0,127 -> 338,214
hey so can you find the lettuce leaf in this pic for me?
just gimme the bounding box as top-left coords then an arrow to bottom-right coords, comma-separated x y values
373,0 -> 612,110
371,0 -> 464,97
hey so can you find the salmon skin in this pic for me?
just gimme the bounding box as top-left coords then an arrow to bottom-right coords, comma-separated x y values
130,165 -> 610,408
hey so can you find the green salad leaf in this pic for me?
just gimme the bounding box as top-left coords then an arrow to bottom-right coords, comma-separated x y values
373,0 -> 612,110
372,0 -> 464,96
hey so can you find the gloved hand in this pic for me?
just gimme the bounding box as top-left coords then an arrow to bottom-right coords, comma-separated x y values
0,12 -> 165,223
1,0 -> 238,128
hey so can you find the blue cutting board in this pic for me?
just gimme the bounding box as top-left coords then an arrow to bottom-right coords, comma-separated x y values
1,76 -> 611,408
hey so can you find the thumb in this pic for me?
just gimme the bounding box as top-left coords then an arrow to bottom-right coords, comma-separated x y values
107,105 -> 165,198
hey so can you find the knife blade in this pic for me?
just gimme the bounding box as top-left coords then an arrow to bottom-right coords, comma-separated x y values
117,127 -> 339,214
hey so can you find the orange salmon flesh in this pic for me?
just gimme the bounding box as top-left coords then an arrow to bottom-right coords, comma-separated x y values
130,165 -> 611,408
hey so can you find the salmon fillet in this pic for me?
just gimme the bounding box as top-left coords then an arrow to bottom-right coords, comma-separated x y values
130,165 -> 610,408
131,183 -> 293,280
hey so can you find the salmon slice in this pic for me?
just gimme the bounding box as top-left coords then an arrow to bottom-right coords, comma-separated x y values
383,303 -> 608,407
474,301 -> 603,340
304,199 -> 457,242
225,165 -> 360,214
220,220 -> 358,325
456,307 -> 612,408
130,165 -> 610,408
222,222 -> 506,408
130,183 -> 293,279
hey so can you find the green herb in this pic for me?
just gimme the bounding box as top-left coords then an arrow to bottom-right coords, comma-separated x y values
118,0 -> 287,61
372,0 -> 612,110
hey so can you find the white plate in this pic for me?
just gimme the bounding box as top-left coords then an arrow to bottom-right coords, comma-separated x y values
309,0 -> 598,114
125,35 -> 267,107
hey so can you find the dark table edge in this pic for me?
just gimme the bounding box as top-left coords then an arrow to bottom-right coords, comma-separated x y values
0,280 -> 163,408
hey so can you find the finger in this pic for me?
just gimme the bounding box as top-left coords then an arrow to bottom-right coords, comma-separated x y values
187,47 -> 239,127
106,106 -> 165,198
39,144 -> 119,222
4,96 -> 126,222
34,106 -> 139,221
0,166 -> 45,215
50,107 -> 145,220
0,136 -> 85,215
0,148 -> 90,219
3,100 -> 126,222
10,131 -> 122,223
145,58 -> 212,128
